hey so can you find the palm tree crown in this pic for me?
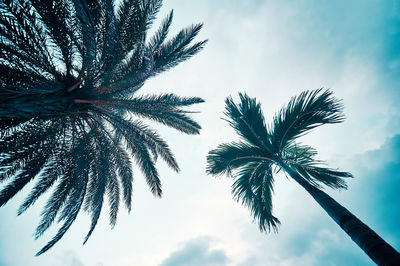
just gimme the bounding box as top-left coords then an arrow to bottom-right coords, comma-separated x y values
207,89 -> 351,231
207,89 -> 400,264
0,0 -> 206,255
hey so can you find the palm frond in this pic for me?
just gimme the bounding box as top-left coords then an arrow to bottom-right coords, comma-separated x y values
17,160 -> 59,215
36,150 -> 88,256
0,151 -> 47,207
271,89 -> 344,153
149,10 -> 173,52
105,115 -> 179,171
283,143 -> 352,189
232,161 -> 280,232
120,125 -> 162,196
114,142 -> 134,211
82,136 -> 106,244
207,142 -> 271,176
35,164 -> 74,240
224,93 -> 273,153
117,0 -> 162,52
153,23 -> 207,74
101,94 -> 204,134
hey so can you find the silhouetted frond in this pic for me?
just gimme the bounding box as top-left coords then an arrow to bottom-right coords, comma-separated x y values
232,161 -> 279,232
283,143 -> 352,189
149,10 -> 173,52
153,23 -> 207,74
17,160 -> 59,215
224,93 -> 273,153
207,142 -> 270,176
271,89 -> 344,153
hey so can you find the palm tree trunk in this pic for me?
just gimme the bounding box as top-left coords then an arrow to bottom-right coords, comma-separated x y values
278,161 -> 400,265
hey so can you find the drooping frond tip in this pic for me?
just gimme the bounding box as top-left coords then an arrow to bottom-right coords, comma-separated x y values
232,161 -> 280,233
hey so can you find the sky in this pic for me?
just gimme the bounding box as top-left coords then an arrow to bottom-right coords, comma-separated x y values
1,0 -> 400,265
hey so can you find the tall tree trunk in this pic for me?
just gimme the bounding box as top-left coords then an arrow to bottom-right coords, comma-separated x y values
278,161 -> 400,265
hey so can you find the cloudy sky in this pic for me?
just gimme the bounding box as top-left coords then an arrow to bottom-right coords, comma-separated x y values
1,0 -> 400,265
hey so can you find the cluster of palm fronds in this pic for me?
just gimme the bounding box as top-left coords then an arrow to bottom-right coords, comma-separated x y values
207,89 -> 353,232
0,0 -> 206,255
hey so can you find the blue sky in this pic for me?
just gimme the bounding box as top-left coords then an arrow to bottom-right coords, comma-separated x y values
0,0 -> 400,265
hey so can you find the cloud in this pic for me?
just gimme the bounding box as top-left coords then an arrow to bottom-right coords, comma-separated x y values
159,237 -> 229,266
346,134 -> 400,243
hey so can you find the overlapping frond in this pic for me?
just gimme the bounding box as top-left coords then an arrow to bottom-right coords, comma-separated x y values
0,0 -> 205,254
232,161 -> 279,232
149,10 -> 173,52
152,23 -> 207,74
206,142 -> 279,232
282,143 -> 352,189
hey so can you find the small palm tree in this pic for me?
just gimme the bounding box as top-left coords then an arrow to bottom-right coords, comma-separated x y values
0,0 -> 206,255
207,89 -> 400,265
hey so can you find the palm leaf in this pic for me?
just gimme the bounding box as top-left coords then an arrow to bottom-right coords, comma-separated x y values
271,89 -> 344,153
283,143 -> 352,189
224,93 -> 273,153
232,161 -> 279,232
207,142 -> 271,176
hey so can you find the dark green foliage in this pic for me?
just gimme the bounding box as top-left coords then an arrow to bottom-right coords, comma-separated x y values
207,89 -> 352,232
0,0 -> 206,255
271,89 -> 344,153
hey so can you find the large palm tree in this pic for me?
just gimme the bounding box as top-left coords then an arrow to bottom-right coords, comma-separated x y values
0,0 -> 206,255
207,89 -> 400,265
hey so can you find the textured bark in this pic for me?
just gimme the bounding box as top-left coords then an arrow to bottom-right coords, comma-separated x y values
278,161 -> 400,265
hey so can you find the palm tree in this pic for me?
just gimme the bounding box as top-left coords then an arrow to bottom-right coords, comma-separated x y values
207,89 -> 400,265
0,0 -> 206,255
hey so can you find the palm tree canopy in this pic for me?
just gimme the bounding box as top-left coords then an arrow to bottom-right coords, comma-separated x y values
207,89 -> 352,232
0,0 -> 206,255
